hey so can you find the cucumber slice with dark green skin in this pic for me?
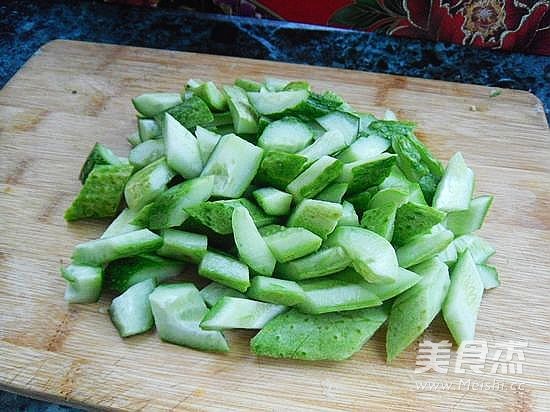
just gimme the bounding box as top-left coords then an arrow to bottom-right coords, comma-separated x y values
79,143 -> 123,183
130,203 -> 154,227
316,182 -> 348,203
378,165 -> 427,205
287,199 -> 343,239
200,282 -> 247,307
297,130 -> 347,162
65,164 -> 133,221
148,176 -> 214,229
252,187 -> 293,216
296,278 -> 382,314
200,133 -> 263,198
100,208 -> 142,239
235,78 -> 262,92
254,150 -> 308,190
316,111 -> 359,145
326,226 -> 399,283
162,95 -> 214,130
207,111 -> 233,127
251,306 -> 388,361
258,117 -> 313,153
337,135 -> 390,163
137,118 -> 161,141
360,203 -> 397,240
433,152 -> 475,212
132,92 -> 182,117
392,202 -> 446,245
200,297 -> 286,330
346,190 -> 374,215
453,234 -> 495,264
127,131 -> 142,147
396,224 -> 454,268
128,139 -> 165,170
106,254 -> 185,293
368,188 -> 409,209
61,264 -> 103,303
194,126 -> 220,164
157,229 -> 207,264
386,258 -> 450,362
247,90 -> 309,116
247,276 -> 305,306
198,251 -> 250,292
164,113 -> 203,179
276,246 -> 351,280
285,91 -> 345,119
191,81 -> 228,112
109,278 -> 155,337
476,264 -> 500,289
186,199 -> 277,235
339,153 -> 397,195
223,85 -> 258,134
149,283 -> 229,352
232,207 -> 276,277
287,156 -> 343,201
124,158 -> 176,210
263,227 -> 322,263
338,201 -> 360,227
72,229 -> 163,266
442,251 -> 484,345
444,195 -> 493,236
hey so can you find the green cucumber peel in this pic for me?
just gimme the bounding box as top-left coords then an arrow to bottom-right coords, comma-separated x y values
360,203 -> 397,240
393,202 -> 446,245
286,155 -> 343,202
79,143 -> 123,183
255,150 -> 308,190
339,153 -> 396,195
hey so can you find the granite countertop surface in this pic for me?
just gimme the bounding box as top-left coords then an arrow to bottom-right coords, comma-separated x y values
0,0 -> 549,410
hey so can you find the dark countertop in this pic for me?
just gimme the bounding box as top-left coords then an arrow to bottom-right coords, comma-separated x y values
0,0 -> 548,410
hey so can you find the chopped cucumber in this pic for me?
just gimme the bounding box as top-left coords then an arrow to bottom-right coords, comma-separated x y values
393,202 -> 446,245
61,264 -> 103,303
297,130 -> 347,162
128,139 -> 165,170
163,96 -> 214,130
164,113 -> 203,178
198,251 -> 250,292
223,85 -> 257,134
338,200 -> 360,227
316,111 -> 359,145
346,190 -> 374,215
277,246 -> 351,280
194,126 -> 220,164
477,264 -> 500,289
316,182 -> 348,203
437,241 -> 458,266
200,297 -> 286,330
191,81 -> 227,112
79,143 -> 123,183
130,203 -> 154,227
264,77 -> 290,91
379,165 -> 427,205
132,92 -> 182,117
433,152 -> 475,212
258,224 -> 286,237
252,187 -> 293,216
287,199 -> 343,239
368,188 -> 409,209
127,131 -> 142,147
138,118 -> 161,141
339,153 -> 396,195
157,229 -> 208,264
149,283 -> 229,352
286,156 -> 343,201
247,90 -> 309,116
396,224 -> 454,268
124,158 -> 176,210
360,203 -> 396,240
100,208 -> 142,239
255,150 -> 308,190
258,117 -> 313,153
263,227 -> 322,263
337,135 -> 390,163
444,195 -> 493,236
200,282 -> 247,307
235,78 -> 262,92
247,276 -> 306,306
453,234 -> 495,264
109,278 -> 155,337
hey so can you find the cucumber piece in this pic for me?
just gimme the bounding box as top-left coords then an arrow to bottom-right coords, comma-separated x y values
360,203 -> 397,240
263,227 -> 322,263
101,208 -> 142,239
297,130 -> 347,162
369,188 -> 409,209
79,143 -> 123,183
65,164 -> 133,221
132,92 -> 182,117
200,133 -> 263,198
378,165 -> 426,206
192,81 -> 227,112
287,199 -> 343,239
130,203 -> 154,227
149,283 -> 229,352
200,297 -> 286,330
252,187 -> 293,216
106,254 -> 184,293
258,117 -> 313,153
124,158 -> 176,210
393,202 -> 446,245
296,278 -> 382,314
200,282 -> 247,307
286,156 -> 343,201
305,120 -> 327,140
247,90 -> 309,116
444,195 -> 494,236
277,246 -> 351,280
235,78 -> 262,92
208,111 -> 233,127
247,276 -> 305,306
453,234 -> 495,264
164,113 -> 203,178
127,131 -> 142,147
396,224 -> 454,268
148,175 -> 214,229
339,153 -> 396,195
157,229 -> 208,264
198,251 -> 250,292
433,152 -> 475,212
232,207 -> 276,277
316,183 -> 348,203
61,264 -> 103,303
255,150 -> 308,190
437,241 -> 458,266
264,77 -> 290,91
386,258 -> 450,361
346,190 -> 374,215
316,111 -> 359,145
72,229 -> 163,266
338,200 -> 360,227
163,96 -> 214,130
128,139 -> 165,170
137,118 -> 161,141
477,264 -> 500,289
358,113 -> 377,131
186,199 -> 276,235
442,251 -> 484,345
258,224 -> 286,237
223,85 -> 257,134
194,126 -> 220,164
325,226 -> 399,283
337,135 -> 390,163
109,278 -> 155,337
251,306 -> 388,361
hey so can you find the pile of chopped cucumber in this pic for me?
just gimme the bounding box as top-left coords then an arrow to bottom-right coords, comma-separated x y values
61,77 -> 498,361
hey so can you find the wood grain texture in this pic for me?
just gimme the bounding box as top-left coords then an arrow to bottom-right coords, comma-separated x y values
1,40 -> 549,411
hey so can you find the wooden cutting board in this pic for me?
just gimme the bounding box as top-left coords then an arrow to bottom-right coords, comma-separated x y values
1,40 -> 549,411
